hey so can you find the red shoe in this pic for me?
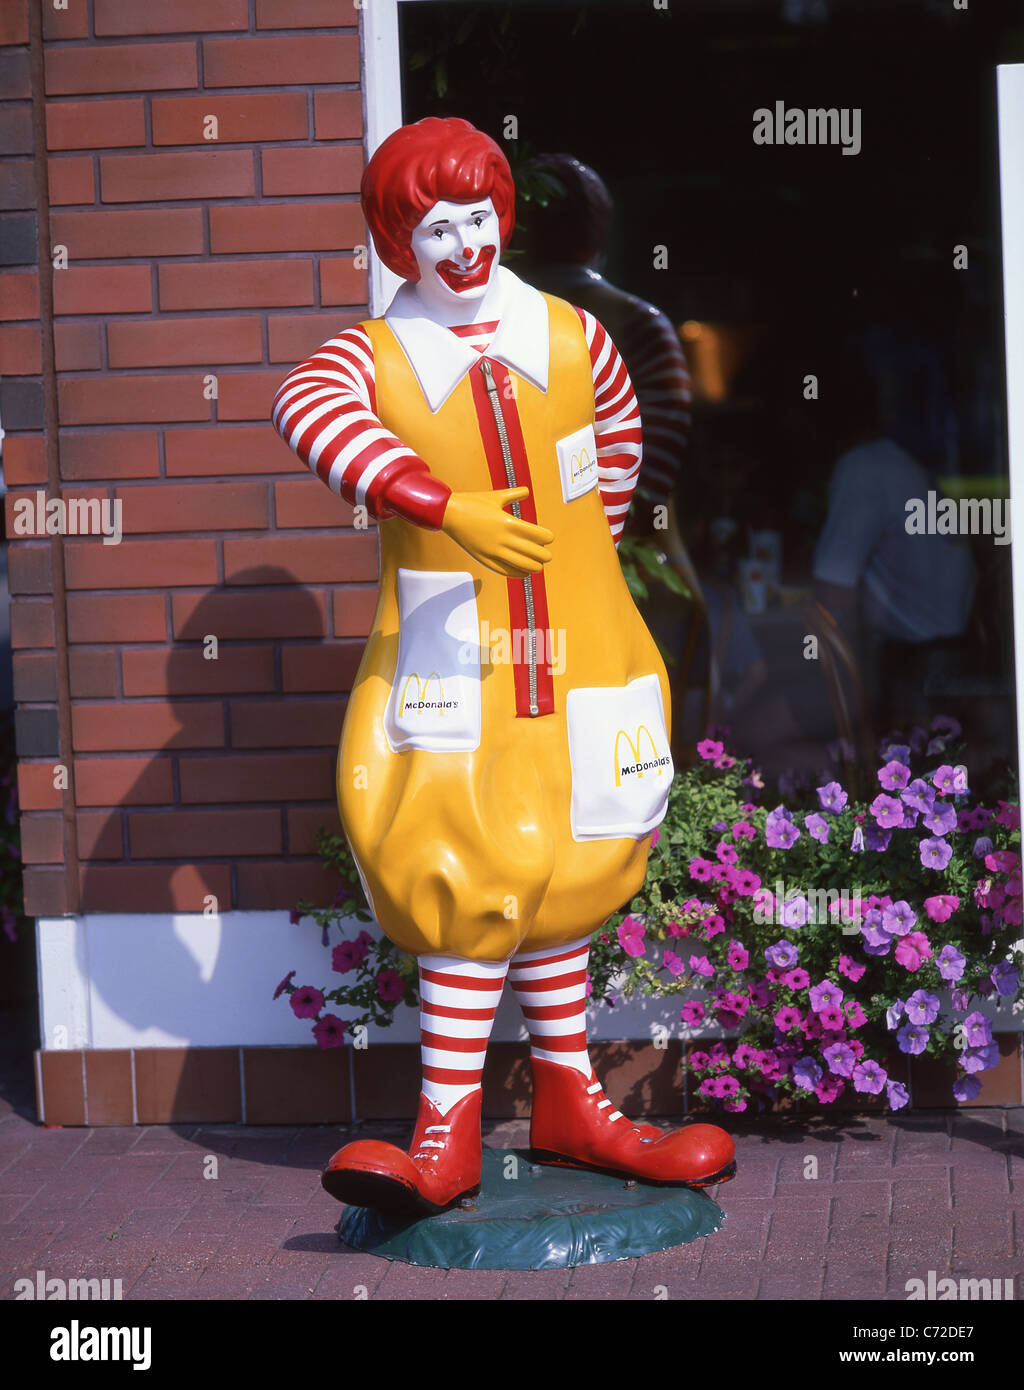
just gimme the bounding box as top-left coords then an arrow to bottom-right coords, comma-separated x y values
529,1058 -> 736,1187
321,1089 -> 482,1216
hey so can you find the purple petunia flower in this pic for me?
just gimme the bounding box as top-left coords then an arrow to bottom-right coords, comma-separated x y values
932,764 -> 959,794
851,826 -> 865,853
897,1023 -> 929,1055
906,989 -> 941,1025
886,998 -> 905,1031
791,1057 -> 823,1091
962,1042 -> 1000,1074
865,824 -> 892,852
680,1001 -> 706,1026
766,815 -> 801,850
878,760 -> 911,791
809,979 -> 844,1013
902,779 -> 936,815
962,1011 -> 993,1047
861,915 -> 893,956
852,1060 -> 888,1094
805,812 -> 830,844
870,794 -> 904,829
886,1080 -> 911,1111
953,1074 -> 983,1102
688,954 -> 715,979
817,781 -> 849,814
881,900 -> 916,937
922,801 -> 957,837
780,895 -> 810,928
991,960 -> 1020,996
937,944 -> 966,981
765,939 -> 799,969
920,836 -> 953,870
290,985 -> 325,1019
823,1041 -> 856,1076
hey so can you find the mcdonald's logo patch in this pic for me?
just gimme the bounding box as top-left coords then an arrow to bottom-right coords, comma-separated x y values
400,671 -> 459,715
614,725 -> 672,786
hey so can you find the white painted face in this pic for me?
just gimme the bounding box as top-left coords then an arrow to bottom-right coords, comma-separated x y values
409,196 -> 501,315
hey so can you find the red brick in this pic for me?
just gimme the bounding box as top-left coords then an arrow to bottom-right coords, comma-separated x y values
2,434 -> 46,484
210,202 -> 363,254
0,106 -> 32,156
225,534 -> 378,584
100,149 -> 254,203
214,370 -> 280,421
95,0 -> 248,35
52,208 -> 204,258
12,652 -> 56,705
17,763 -> 63,812
313,89 -> 362,141
269,311 -> 360,364
66,593 -> 166,643
54,320 -> 103,371
42,3 -> 89,39
281,642 -> 364,693
163,424 -> 300,477
64,538 -> 219,589
80,863 -> 231,914
69,648 -> 119,698
286,804 -> 342,853
45,44 -> 199,97
10,600 -> 55,648
54,265 -> 152,316
123,644 -> 276,697
274,478 -> 355,528
0,269 -> 39,320
236,861 -> 337,910
7,541 -> 51,594
152,92 -> 308,145
261,145 -> 363,198
23,867 -> 72,916
20,815 -> 63,865
129,807 -> 281,858
203,35 -> 357,87
159,259 -> 313,313
114,480 -> 268,533
77,811 -> 123,860
58,429 -> 158,481
0,322 -> 40,374
0,3 -> 28,46
229,698 -> 344,748
107,315 -> 262,368
179,752 -> 333,803
46,99 -> 147,151
173,589 -> 326,639
0,155 -> 34,207
59,374 -> 210,425
48,156 -> 95,206
256,0 -> 357,25
320,257 -> 367,308
333,586 -> 378,637
72,702 -> 224,752
74,757 -> 174,807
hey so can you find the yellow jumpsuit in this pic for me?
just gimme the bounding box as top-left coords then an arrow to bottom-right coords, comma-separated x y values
336,292 -> 673,962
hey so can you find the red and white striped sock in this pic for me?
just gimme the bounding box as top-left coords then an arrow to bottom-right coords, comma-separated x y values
508,936 -> 593,1078
418,955 -> 508,1116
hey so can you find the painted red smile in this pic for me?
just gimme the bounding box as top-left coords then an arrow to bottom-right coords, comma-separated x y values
437,244 -> 497,292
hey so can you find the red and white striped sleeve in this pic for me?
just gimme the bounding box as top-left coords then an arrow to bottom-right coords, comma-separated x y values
575,308 -> 643,546
271,326 -> 451,528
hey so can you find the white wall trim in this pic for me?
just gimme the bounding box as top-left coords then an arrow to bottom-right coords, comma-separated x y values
359,0 -> 403,316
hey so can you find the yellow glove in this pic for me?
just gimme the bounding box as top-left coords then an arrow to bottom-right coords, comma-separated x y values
441,487 -> 554,577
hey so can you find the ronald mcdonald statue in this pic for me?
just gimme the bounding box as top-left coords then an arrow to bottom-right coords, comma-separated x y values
272,117 -> 735,1217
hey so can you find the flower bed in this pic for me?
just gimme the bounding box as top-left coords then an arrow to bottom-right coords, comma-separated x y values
276,718 -> 1023,1114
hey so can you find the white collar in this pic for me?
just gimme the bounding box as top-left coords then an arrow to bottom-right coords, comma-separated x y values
383,266 -> 549,413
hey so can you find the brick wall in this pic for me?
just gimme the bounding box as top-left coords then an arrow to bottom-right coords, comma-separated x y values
3,0 -> 372,918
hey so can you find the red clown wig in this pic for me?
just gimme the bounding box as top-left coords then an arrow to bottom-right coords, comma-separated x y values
360,117 -> 516,282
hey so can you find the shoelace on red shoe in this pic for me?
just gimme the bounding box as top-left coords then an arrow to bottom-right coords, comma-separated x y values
413,1123 -> 450,1163
586,1079 -> 626,1123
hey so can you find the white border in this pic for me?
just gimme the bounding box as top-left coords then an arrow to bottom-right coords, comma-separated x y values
360,0 -> 403,315
998,65 -> 1024,793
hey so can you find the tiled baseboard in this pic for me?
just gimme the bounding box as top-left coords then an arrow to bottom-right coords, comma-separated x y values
33,1034 -> 1024,1126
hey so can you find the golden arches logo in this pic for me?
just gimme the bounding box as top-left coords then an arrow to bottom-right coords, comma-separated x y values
400,670 -> 445,715
571,446 -> 596,482
614,725 -> 667,786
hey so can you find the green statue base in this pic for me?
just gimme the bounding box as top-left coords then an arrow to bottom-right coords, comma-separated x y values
337,1147 -> 725,1270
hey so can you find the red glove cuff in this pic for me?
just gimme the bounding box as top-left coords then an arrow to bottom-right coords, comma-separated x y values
376,468 -> 452,530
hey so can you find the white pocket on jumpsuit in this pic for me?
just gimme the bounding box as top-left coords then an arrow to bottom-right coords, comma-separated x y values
383,568 -> 482,753
566,673 -> 674,840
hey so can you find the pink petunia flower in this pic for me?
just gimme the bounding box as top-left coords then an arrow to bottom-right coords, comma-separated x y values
895,932 -> 932,972
290,985 -> 325,1019
923,894 -> 960,923
312,1014 -> 346,1049
375,969 -> 405,1002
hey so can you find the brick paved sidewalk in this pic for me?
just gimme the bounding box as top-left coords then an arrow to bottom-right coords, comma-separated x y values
1,1034 -> 1022,1300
